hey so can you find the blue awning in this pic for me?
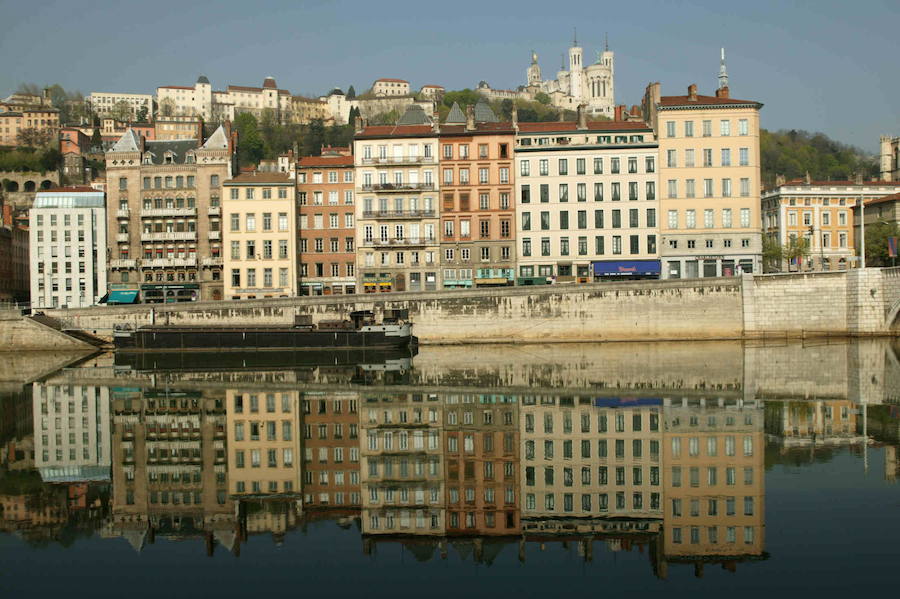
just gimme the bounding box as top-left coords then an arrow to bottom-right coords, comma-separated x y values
592,260 -> 661,276
107,289 -> 139,304
593,398 -> 663,408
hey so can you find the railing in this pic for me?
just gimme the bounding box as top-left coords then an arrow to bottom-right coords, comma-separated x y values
361,183 -> 434,192
143,258 -> 197,268
207,206 -> 221,216
141,207 -> 197,217
201,257 -> 223,266
116,208 -> 130,218
361,237 -> 437,247
109,259 -> 137,268
361,209 -> 436,219
140,231 -> 197,242
208,231 -> 221,240
360,156 -> 435,165
116,233 -> 129,242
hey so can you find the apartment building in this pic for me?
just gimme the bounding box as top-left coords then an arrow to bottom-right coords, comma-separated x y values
88,92 -> 154,120
662,398 -> 765,563
157,75 -> 293,124
645,82 -> 763,278
29,187 -> 107,309
761,179 -> 900,271
360,393 -> 446,537
301,392 -> 361,510
297,154 -> 357,295
154,115 -> 203,141
439,104 -> 516,288
105,126 -> 235,302
516,112 -> 660,283
0,108 -> 59,146
521,396 -> 663,521
223,172 -> 296,299
354,108 -> 441,292
226,389 -> 301,497
443,393 -> 519,535
372,78 -> 411,97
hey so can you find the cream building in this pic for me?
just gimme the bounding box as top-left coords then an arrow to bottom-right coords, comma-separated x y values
157,75 -> 293,124
645,74 -> 763,279
88,92 -> 154,120
524,37 -> 615,116
515,113 -> 660,282
29,187 -> 107,309
881,135 -> 899,181
372,78 -> 410,97
223,172 -> 297,299
354,106 -> 441,292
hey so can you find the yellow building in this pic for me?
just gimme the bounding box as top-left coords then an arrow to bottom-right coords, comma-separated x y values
761,179 -> 900,271
645,80 -> 763,278
223,172 -> 297,299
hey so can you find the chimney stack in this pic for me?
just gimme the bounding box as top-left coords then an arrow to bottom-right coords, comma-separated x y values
576,104 -> 587,130
715,86 -> 730,99
614,105 -> 624,122
688,84 -> 698,101
465,104 -> 475,131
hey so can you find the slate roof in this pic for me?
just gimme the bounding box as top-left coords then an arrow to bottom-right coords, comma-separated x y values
445,102 -> 466,124
197,75 -> 210,84
200,125 -> 229,150
474,100 -> 498,123
143,139 -> 198,164
109,129 -> 141,152
397,104 -> 430,126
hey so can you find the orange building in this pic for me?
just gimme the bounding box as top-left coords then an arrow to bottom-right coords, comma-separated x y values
297,153 -> 357,295
301,391 -> 361,510
0,108 -> 59,147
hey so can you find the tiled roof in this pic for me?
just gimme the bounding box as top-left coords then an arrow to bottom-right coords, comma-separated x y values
439,123 -> 516,135
865,192 -> 900,206
517,120 -> 651,133
445,102 -> 466,124
356,124 -> 435,139
227,85 -> 263,92
298,155 -> 354,167
262,77 -> 278,89
421,85 -> 444,89
159,85 -> 194,90
42,186 -> 98,193
780,179 -> 900,187
658,94 -> 761,107
375,78 -> 409,83
225,172 -> 293,185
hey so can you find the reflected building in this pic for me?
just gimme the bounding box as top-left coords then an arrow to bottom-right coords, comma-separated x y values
106,388 -> 236,554
302,391 -> 361,512
662,398 -> 765,570
765,400 -> 865,449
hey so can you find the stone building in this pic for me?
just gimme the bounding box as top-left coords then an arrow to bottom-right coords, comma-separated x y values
645,67 -> 764,278
880,135 -> 899,182
223,172 -> 297,300
0,204 -> 29,302
515,111 -> 660,283
0,107 -> 60,147
297,153 -> 357,295
523,36 -> 615,116
157,75 -> 293,124
154,115 -> 203,141
372,78 -> 411,97
29,187 -> 107,309
354,106 -> 441,292
438,103 -> 517,288
105,125 -> 236,302
87,92 -> 154,121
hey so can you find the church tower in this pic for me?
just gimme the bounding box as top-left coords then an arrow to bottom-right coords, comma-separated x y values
568,30 -> 584,100
527,50 -> 542,86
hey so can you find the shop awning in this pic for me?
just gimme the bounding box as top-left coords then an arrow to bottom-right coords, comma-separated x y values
592,260 -> 661,277
107,289 -> 139,304
593,398 -> 663,408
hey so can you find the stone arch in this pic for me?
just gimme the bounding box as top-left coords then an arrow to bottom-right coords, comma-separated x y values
23,180 -> 36,192
4,180 -> 18,192
40,179 -> 53,190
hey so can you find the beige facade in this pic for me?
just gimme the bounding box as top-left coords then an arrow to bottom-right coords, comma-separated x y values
223,173 -> 297,299
158,76 -> 293,124
290,96 -> 332,125
372,78 -> 410,97
0,108 -> 59,146
354,124 -> 441,292
646,83 -> 763,278
881,135 -> 899,182
154,115 -> 203,141
516,118 -> 660,282
88,92 -> 154,120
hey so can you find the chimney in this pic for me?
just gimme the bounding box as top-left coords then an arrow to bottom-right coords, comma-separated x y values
614,105 -> 624,122
576,104 -> 587,130
465,104 -> 475,131
354,115 -> 363,134
630,105 -> 640,117
688,84 -> 698,101
715,86 -> 730,99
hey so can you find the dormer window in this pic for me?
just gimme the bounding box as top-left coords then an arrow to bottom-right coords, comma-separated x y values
164,151 -> 176,164
142,154 -> 152,165
185,152 -> 195,164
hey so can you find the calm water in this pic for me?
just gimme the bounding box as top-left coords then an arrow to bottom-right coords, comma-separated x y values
1,340 -> 898,598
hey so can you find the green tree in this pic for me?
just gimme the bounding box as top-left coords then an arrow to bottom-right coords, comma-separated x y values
40,147 -> 62,172
441,89 -> 482,109
783,236 -> 811,269
863,220 -> 900,267
16,127 -> 54,148
347,85 -> 356,100
762,235 -> 784,272
110,100 -> 132,122
90,128 -> 102,149
302,119 -> 326,156
233,112 -> 264,166
534,92 -> 551,105
135,105 -> 149,123
760,129 -> 878,188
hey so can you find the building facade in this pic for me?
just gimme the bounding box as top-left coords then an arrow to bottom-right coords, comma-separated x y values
105,126 -> 235,302
297,155 -> 357,295
223,173 -> 297,299
372,78 -> 411,97
154,115 -> 203,141
157,76 -> 293,124
29,187 -> 107,309
354,118 -> 441,292
515,116 -> 660,283
646,81 -> 763,279
88,92 -> 154,120
301,391 -> 361,510
439,107 -> 516,288
0,108 -> 60,147
881,135 -> 899,182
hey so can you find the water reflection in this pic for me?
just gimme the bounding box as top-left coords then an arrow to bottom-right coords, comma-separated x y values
1,339 -> 898,581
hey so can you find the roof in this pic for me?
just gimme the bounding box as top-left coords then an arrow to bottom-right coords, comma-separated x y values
517,120 -> 652,133
658,94 -> 761,108
473,100 -> 498,123
421,85 -> 444,89
159,85 -> 194,90
396,104 -> 430,126
143,139 -> 198,164
439,122 -> 516,135
197,75 -> 210,84
262,77 -> 278,89
227,85 -> 263,92
109,129 -> 142,152
224,172 -> 294,185
199,125 -> 229,150
356,124 -> 435,139
445,102 -> 466,125
41,186 -> 98,193
778,179 -> 900,188
298,155 -> 354,167
865,192 -> 900,207
0,112 -> 21,117
375,78 -> 409,84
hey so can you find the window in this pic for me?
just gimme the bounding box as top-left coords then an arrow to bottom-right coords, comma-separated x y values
740,208 -> 751,228
686,209 -> 696,229
593,157 -> 603,174
684,121 -> 694,137
667,180 -> 677,199
738,119 -> 749,135
666,121 -> 676,137
739,147 -> 749,166
539,159 -> 549,176
720,120 -> 731,136
520,160 -> 530,176
721,148 -> 731,166
702,120 -> 712,137
668,209 -> 678,229
667,149 -> 677,168
559,184 -> 568,202
558,159 -> 568,175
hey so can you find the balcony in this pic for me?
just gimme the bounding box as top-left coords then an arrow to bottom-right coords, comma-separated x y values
361,183 -> 434,193
207,206 -> 221,216
201,257 -> 223,266
143,258 -> 198,268
208,230 -> 221,240
116,208 -> 130,218
361,155 -> 435,166
361,209 -> 436,219
140,231 -> 197,242
361,237 -> 437,248
141,207 -> 197,218
116,233 -> 129,242
109,259 -> 137,268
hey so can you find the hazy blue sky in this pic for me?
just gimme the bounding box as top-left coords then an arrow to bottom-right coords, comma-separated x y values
1,0 -> 897,151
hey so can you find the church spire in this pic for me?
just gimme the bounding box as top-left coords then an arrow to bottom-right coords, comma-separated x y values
718,47 -> 729,89
604,32 -> 609,52
573,27 -> 577,47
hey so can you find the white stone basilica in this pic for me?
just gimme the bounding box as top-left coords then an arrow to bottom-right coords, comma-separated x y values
525,35 -> 615,116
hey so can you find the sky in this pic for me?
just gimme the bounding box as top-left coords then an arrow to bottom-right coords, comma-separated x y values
0,0 -> 897,151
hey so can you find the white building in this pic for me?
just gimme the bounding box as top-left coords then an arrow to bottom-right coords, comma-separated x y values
372,78 -> 411,97
526,36 -> 615,117
29,186 -> 107,309
157,75 -> 293,124
88,92 -> 155,120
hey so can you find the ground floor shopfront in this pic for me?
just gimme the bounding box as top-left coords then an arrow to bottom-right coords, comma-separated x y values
300,277 -> 356,296
443,267 -> 515,289
518,260 -> 661,283
359,269 -> 439,293
661,254 -> 759,279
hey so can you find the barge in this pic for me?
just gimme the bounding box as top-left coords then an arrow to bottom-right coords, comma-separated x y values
113,310 -> 415,352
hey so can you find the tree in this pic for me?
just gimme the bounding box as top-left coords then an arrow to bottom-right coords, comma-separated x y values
783,236 -> 811,270
864,220 -> 900,267
441,89 -> 482,109
762,235 -> 784,272
16,128 -> 54,148
90,128 -> 102,149
135,105 -> 149,123
534,92 -> 551,105
159,98 -> 175,117
302,119 -> 326,156
39,147 -> 61,172
347,85 -> 356,100
760,129 -> 878,188
110,100 -> 132,123
233,112 -> 265,166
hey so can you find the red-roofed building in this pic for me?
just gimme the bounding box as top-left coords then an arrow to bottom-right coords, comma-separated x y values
372,78 -> 411,97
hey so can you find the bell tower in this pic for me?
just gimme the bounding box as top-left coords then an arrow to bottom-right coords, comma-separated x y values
568,29 -> 584,101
